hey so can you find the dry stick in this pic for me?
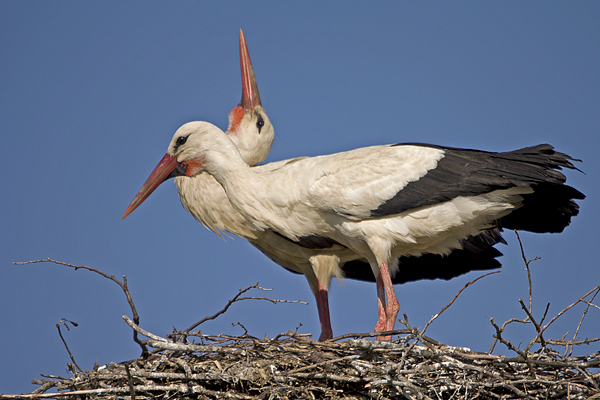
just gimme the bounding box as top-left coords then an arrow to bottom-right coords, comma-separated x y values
14,258 -> 148,357
490,317 -> 529,359
518,298 -> 546,348
524,285 -> 600,353
123,362 -> 136,400
514,230 -> 540,314
537,302 -> 551,328
488,233 -> 540,355
174,283 -> 307,342
286,354 -> 362,374
421,270 -> 501,335
569,288 -> 600,357
124,315 -> 260,355
546,337 -> 600,347
122,315 -> 167,342
489,316 -> 540,381
56,318 -> 84,373
331,329 -> 414,342
0,385 -> 254,400
488,317 -> 530,354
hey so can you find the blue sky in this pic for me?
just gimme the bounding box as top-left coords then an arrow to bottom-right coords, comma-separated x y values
2,1 -> 599,394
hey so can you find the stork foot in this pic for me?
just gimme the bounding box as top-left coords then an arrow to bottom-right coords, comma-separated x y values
318,329 -> 333,341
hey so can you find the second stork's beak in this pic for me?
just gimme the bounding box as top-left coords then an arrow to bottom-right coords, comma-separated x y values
239,29 -> 261,111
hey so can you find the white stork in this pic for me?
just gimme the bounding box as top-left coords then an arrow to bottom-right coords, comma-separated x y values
133,31 -> 506,341
123,121 -> 584,340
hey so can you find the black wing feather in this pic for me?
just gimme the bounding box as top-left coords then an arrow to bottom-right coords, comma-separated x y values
372,144 -> 584,234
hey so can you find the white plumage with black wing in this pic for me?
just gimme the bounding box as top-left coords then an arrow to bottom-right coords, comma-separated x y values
124,120 -> 583,340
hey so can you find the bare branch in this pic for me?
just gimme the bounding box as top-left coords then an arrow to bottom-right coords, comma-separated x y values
174,283 -> 307,342
524,285 -> 600,352
514,230 -> 540,313
14,258 -> 148,357
518,298 -> 546,348
56,318 -> 83,373
422,270 -> 501,335
570,288 -> 600,356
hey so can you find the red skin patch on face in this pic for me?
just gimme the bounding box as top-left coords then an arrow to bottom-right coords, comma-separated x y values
228,105 -> 244,135
181,159 -> 203,177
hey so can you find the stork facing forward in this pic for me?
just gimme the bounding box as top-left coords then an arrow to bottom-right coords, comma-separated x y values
124,121 -> 584,339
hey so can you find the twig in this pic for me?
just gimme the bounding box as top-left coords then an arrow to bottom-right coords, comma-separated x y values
422,270 -> 501,335
514,230 -> 540,313
232,322 -> 249,336
524,285 -> 600,352
331,329 -> 414,342
56,318 -> 84,373
488,317 -> 530,354
14,258 -> 148,357
122,315 -> 168,342
123,362 -> 136,400
123,315 -> 248,354
490,317 -> 529,359
570,288 -> 600,357
174,283 -> 307,342
546,337 -> 600,346
518,298 -> 546,348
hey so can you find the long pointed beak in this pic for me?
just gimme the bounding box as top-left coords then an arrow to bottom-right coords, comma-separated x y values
239,29 -> 261,110
122,153 -> 179,219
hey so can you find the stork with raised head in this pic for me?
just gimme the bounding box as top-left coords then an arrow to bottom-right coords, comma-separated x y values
124,121 -> 584,340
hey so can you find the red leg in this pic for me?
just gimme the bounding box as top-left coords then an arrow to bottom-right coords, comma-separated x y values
315,281 -> 333,341
374,262 -> 399,341
374,274 -> 390,340
380,261 -> 400,334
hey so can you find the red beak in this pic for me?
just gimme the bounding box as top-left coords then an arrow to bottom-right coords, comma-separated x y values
239,29 -> 261,110
122,153 -> 179,219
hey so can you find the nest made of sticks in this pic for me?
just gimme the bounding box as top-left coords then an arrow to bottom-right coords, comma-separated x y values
18,326 -> 600,400
6,233 -> 600,400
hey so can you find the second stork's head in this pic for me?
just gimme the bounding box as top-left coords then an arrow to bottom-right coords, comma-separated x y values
226,29 -> 273,166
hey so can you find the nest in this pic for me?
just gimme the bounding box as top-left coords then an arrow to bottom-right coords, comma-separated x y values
18,328 -> 600,399
6,243 -> 600,399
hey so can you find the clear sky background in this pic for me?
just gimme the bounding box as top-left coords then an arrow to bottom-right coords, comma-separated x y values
2,1 -> 599,394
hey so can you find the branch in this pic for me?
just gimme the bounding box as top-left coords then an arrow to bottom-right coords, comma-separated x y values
569,287 -> 600,357
518,298 -> 547,348
422,270 -> 501,335
14,258 -> 148,357
173,283 -> 307,342
56,318 -> 83,373
514,230 -> 540,313
524,285 -> 600,353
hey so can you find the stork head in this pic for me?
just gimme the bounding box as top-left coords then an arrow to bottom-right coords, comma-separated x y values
122,121 -> 236,219
226,29 -> 274,166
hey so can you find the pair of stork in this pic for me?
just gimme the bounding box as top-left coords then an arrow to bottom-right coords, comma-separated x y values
123,30 -> 584,341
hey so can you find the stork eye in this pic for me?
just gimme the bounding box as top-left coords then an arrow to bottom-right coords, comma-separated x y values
176,136 -> 188,146
256,116 -> 265,133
